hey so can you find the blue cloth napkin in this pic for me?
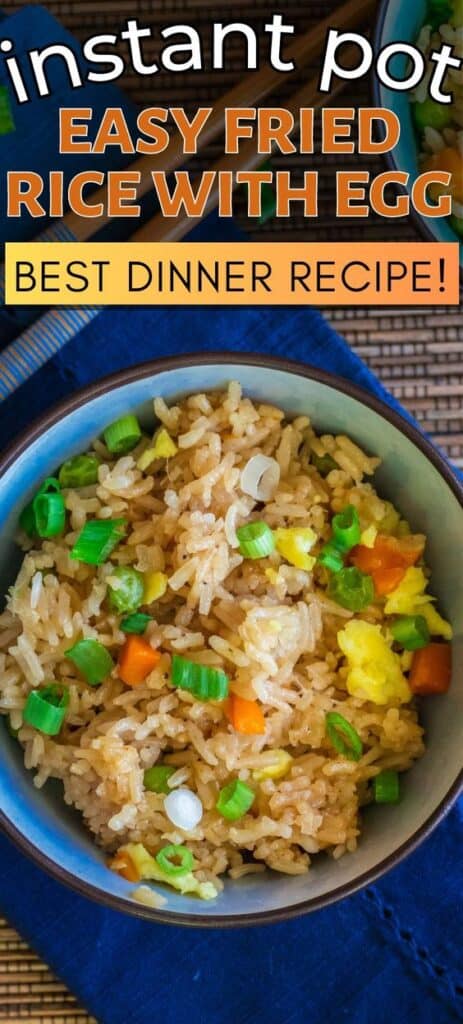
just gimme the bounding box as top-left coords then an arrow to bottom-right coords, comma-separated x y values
1,303 -> 463,1024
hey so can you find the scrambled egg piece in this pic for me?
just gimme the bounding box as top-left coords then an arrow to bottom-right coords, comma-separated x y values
359,524 -> 378,549
274,527 -> 317,571
384,568 -> 452,640
253,749 -> 293,782
117,843 -> 217,901
137,428 -> 178,471
337,620 -> 412,705
143,571 -> 168,604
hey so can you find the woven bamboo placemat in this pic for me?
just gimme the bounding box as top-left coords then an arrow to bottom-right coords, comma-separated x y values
0,2 -> 462,1022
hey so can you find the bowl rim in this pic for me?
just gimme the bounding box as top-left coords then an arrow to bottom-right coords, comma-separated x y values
0,350 -> 462,928
372,0 -> 463,273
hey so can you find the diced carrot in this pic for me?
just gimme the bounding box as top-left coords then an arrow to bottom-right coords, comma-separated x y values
109,851 -> 140,882
351,535 -> 424,598
118,635 -> 161,687
351,535 -> 423,575
409,643 -> 452,695
225,694 -> 266,735
372,566 -> 407,596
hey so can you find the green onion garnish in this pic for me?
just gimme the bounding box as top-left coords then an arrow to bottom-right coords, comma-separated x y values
59,455 -> 100,489
104,415 -> 142,455
144,765 -> 176,793
391,615 -> 430,651
23,684 -> 69,736
331,505 -> 361,553
327,567 -> 374,611
155,844 -> 194,877
374,770 -> 400,804
107,566 -> 144,614
216,779 -> 255,821
171,655 -> 229,701
33,492 -> 66,539
65,639 -> 114,686
326,712 -> 363,762
19,478 -> 62,538
236,522 -> 275,560
71,519 -> 127,565
121,613 -> 153,635
311,452 -> 338,477
318,541 -> 345,574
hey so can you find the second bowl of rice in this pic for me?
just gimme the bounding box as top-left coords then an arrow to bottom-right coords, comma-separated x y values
374,0 -> 463,267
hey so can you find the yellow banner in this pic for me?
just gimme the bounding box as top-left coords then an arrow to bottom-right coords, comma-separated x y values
5,241 -> 459,306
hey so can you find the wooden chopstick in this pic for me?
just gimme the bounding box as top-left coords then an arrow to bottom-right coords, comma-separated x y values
59,0 -> 373,242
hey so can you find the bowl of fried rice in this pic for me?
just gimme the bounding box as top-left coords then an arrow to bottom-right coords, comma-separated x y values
0,353 -> 462,925
374,0 -> 463,267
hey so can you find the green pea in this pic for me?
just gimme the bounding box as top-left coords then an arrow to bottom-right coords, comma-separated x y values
413,99 -> 452,134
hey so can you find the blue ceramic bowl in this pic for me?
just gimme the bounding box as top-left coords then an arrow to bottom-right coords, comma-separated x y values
374,0 -> 463,266
0,354 -> 462,926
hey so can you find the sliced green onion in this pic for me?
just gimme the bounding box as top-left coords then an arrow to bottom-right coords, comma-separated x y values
318,541 -> 345,574
391,615 -> 430,651
155,844 -> 194,877
332,505 -> 361,553
171,655 -> 229,701
144,764 -> 176,794
121,613 -> 152,635
236,521 -> 275,560
327,567 -> 375,611
216,779 -> 255,821
107,566 -> 144,614
23,684 -> 69,736
71,518 -> 127,565
325,711 -> 363,762
19,478 -> 62,538
374,770 -> 400,804
104,415 -> 142,455
59,455 -> 100,489
311,452 -> 338,477
65,639 -> 114,686
33,492 -> 66,539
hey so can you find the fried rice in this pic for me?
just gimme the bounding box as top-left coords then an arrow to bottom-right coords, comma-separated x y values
1,380 -> 448,900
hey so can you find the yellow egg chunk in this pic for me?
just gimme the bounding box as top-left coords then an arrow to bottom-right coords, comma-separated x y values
337,620 -> 412,705
379,502 -> 401,535
274,527 -> 317,571
144,571 -> 168,604
253,749 -> 293,782
137,428 -> 178,471
360,525 -> 377,548
384,568 -> 453,640
265,568 -> 280,585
